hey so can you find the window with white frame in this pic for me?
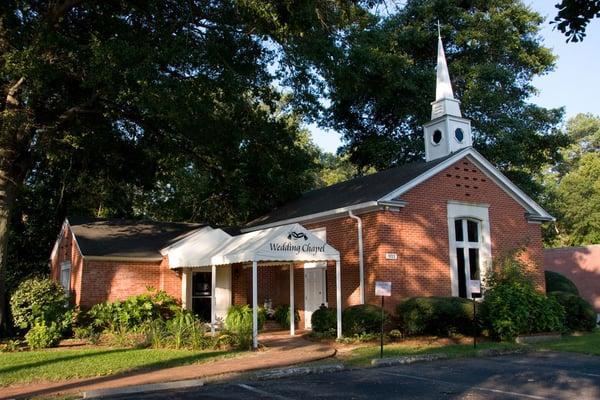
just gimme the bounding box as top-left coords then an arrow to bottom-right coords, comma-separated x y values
447,202 -> 492,299
60,261 -> 71,294
454,218 -> 481,298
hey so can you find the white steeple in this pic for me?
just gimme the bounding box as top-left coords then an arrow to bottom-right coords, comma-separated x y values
423,28 -> 472,161
435,31 -> 454,102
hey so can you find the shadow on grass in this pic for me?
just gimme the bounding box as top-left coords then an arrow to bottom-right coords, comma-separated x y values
0,348 -> 132,375
0,349 -> 237,399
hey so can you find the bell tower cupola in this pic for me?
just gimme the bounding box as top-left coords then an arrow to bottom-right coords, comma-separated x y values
423,29 -> 472,161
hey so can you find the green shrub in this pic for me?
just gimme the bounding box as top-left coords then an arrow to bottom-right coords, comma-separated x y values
396,297 -> 474,336
10,277 -> 70,331
88,289 -> 180,333
311,305 -> 337,333
480,255 -> 565,341
273,305 -> 300,328
389,329 -> 402,339
549,291 -> 597,332
225,305 -> 266,350
25,321 -> 63,349
545,271 -> 579,295
342,304 -> 389,336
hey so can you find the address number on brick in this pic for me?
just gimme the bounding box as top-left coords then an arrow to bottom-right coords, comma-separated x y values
385,253 -> 398,260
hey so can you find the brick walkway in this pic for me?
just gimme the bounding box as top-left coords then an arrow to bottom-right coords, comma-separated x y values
0,331 -> 335,399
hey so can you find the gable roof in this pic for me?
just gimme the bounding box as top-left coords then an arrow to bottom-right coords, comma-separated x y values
67,217 -> 206,259
244,147 -> 553,231
244,153 -> 456,229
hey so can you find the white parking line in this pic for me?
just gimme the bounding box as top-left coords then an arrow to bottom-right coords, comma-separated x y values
580,372 -> 600,378
378,370 -> 552,400
237,383 -> 294,400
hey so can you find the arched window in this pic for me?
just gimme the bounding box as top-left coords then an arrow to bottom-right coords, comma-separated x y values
453,218 -> 481,298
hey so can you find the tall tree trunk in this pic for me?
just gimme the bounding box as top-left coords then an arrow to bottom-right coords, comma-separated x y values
0,171 -> 17,333
0,76 -> 31,333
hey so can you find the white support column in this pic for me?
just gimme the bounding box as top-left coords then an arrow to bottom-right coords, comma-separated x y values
336,260 -> 342,339
252,260 -> 258,350
181,269 -> 189,310
289,263 -> 295,336
211,265 -> 216,336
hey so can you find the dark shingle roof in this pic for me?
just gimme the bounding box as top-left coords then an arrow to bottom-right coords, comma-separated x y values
68,217 -> 206,258
246,154 -> 455,228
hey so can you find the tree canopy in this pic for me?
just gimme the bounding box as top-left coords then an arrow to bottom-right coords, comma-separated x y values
553,0 -> 600,42
542,113 -> 600,246
322,0 -> 568,196
0,0 -> 375,331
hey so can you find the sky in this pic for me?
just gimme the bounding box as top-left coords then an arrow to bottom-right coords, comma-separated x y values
310,1 -> 600,154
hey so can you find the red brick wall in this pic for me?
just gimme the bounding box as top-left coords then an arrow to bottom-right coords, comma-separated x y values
50,223 -> 84,304
544,245 -> 600,312
79,256 -> 181,307
304,155 -> 545,314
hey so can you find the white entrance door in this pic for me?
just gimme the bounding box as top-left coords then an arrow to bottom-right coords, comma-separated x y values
304,267 -> 326,329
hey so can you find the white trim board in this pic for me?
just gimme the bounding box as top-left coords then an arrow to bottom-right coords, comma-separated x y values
379,147 -> 553,221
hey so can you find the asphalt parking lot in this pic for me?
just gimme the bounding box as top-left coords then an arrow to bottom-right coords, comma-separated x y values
109,351 -> 600,399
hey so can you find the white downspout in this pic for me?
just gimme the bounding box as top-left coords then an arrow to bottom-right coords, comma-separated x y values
348,210 -> 365,304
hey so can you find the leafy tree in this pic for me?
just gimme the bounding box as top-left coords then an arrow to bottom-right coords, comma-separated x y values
322,0 -> 568,197
0,0 -> 376,331
552,0 -> 600,42
542,113 -> 600,246
315,152 -> 362,188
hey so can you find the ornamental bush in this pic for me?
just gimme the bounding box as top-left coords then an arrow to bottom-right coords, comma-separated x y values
311,304 -> 336,333
480,255 -> 564,341
25,321 -> 63,349
342,304 -> 389,336
10,277 -> 70,331
273,305 -> 300,328
88,288 -> 180,333
549,291 -> 597,332
545,271 -> 579,295
396,297 -> 474,336
225,305 -> 266,350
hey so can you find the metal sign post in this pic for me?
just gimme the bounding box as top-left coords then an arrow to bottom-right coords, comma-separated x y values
375,281 -> 392,359
470,280 -> 482,349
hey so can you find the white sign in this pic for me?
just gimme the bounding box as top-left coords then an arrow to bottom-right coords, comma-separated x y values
385,253 -> 398,260
469,280 -> 481,295
375,281 -> 392,297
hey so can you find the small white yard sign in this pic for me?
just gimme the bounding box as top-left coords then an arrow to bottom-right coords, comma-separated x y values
375,281 -> 392,297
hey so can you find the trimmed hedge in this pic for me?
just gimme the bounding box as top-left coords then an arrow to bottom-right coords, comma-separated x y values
549,291 -> 597,332
342,304 -> 389,335
311,305 -> 336,333
396,297 -> 474,336
545,271 -> 579,295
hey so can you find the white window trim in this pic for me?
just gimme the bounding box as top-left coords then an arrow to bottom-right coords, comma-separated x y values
447,202 -> 492,298
60,261 -> 71,295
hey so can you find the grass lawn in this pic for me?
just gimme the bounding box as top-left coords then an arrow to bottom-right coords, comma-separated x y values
536,330 -> 600,356
339,340 -> 524,366
0,347 -> 240,387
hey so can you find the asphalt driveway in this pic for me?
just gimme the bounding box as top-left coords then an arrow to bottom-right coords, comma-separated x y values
108,351 -> 600,399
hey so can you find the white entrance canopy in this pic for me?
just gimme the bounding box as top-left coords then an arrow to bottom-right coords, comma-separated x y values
163,223 -> 340,267
161,223 -> 342,348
